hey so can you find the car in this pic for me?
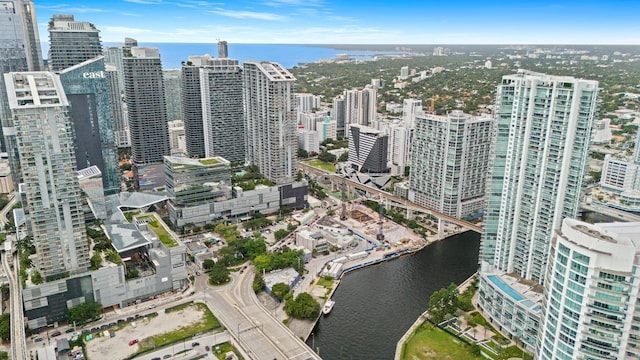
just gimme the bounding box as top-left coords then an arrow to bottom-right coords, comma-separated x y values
128,339 -> 139,346
189,291 -> 195,296
151,358 -> 161,360
65,328 -> 75,333
127,316 -> 134,321
81,329 -> 90,335
163,355 -> 172,359
51,331 -> 61,337
205,346 -> 210,351
117,319 -> 125,324
34,337 -> 43,342
196,271 -> 201,276
109,322 -> 116,327
191,342 -> 199,347
91,327 -> 100,332
148,303 -> 157,309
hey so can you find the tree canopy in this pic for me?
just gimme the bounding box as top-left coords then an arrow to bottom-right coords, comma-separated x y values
0,314 -> 9,342
271,282 -> 290,300
68,301 -> 102,325
284,292 -> 320,320
208,260 -> 230,285
428,283 -> 459,323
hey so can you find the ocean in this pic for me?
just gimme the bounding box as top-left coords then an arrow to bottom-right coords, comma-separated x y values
40,43 -> 409,69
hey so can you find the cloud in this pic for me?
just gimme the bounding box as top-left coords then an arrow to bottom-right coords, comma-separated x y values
120,12 -> 143,17
122,0 -> 164,4
37,4 -> 110,13
208,9 -> 287,21
264,0 -> 323,6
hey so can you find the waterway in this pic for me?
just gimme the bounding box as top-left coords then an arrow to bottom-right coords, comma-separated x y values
308,231 -> 480,360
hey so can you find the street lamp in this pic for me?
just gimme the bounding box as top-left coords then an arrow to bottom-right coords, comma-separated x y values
311,332 -> 315,350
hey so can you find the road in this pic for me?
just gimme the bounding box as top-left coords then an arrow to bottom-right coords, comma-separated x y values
0,192 -> 17,228
298,162 -> 482,233
196,268 -> 320,360
2,250 -> 27,360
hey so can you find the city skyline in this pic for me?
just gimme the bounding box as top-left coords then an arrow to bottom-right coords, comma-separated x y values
33,0 -> 640,45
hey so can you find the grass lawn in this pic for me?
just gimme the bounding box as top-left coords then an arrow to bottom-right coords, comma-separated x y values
402,323 -> 482,360
212,342 -> 244,360
316,276 -> 334,289
199,158 -> 220,165
138,215 -> 178,248
304,159 -> 336,173
137,303 -> 221,353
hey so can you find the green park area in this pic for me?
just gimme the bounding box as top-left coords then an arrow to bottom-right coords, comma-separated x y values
402,323 -> 483,359
304,159 -> 335,173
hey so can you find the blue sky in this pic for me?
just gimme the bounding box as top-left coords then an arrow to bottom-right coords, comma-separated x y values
34,0 -> 640,44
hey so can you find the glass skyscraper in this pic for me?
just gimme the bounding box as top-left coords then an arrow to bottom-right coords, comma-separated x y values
59,56 -> 120,195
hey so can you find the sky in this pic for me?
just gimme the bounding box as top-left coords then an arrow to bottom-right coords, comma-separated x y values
34,0 -> 640,44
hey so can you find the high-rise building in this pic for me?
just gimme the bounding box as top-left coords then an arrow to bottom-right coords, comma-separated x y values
347,124 -> 388,173
104,63 -> 128,147
538,218 -> 640,360
4,71 -> 90,280
387,121 -> 412,176
343,85 -> 377,133
217,40 -> 228,58
182,55 -> 244,162
243,61 -> 296,184
0,0 -> 43,73
47,14 -> 102,72
59,56 -> 119,195
402,98 -> 422,128
332,95 -> 345,137
123,47 -> 169,167
163,69 -> 182,121
168,119 -> 186,155
477,70 -> 598,351
408,111 -> 492,218
0,0 -> 43,162
480,70 -> 598,282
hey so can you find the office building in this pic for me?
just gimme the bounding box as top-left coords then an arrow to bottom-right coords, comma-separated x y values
408,111 -> 492,218
347,124 -> 389,173
47,14 -> 102,72
164,156 -> 231,206
182,55 -> 244,162
59,56 -> 120,195
244,61 -> 297,184
163,69 -> 182,121
4,71 -> 90,280
123,47 -> 170,186
538,218 -> 640,360
477,70 -> 598,351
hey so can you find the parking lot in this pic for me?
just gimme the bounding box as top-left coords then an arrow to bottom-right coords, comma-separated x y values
85,304 -> 205,360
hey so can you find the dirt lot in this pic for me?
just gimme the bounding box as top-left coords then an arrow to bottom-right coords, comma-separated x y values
86,305 -> 205,360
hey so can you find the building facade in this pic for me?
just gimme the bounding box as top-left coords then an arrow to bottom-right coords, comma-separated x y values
164,156 -> 231,207
243,61 -> 297,184
59,56 -> 119,195
123,47 -> 170,175
347,124 -> 389,173
538,219 -> 640,360
163,69 -> 182,121
343,86 -> 377,133
182,55 -> 244,162
47,14 -> 102,72
4,71 -> 90,279
408,111 -> 492,218
479,70 -> 598,282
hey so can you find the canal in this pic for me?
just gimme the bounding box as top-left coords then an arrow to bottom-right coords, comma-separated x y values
307,231 -> 480,360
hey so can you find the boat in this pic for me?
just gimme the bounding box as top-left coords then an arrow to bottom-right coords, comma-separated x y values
322,299 -> 335,315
